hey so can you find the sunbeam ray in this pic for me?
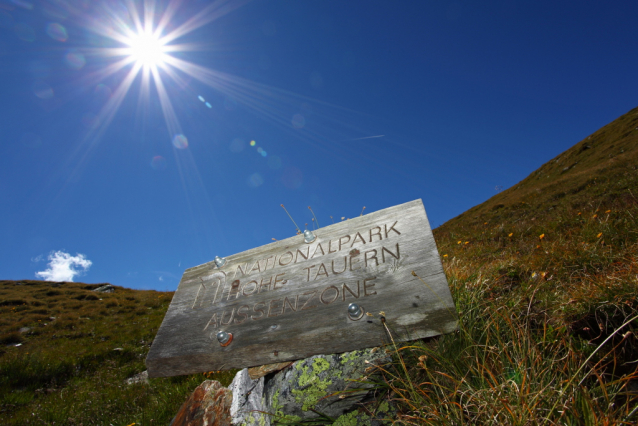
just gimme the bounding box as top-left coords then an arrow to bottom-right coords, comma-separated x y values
150,66 -> 183,138
160,0 -> 252,45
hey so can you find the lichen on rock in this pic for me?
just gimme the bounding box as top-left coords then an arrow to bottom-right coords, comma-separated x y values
172,347 -> 393,426
291,357 -> 333,411
229,368 -> 269,426
262,347 -> 390,422
269,389 -> 302,424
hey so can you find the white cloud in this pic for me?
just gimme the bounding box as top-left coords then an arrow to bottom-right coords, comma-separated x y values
35,251 -> 92,282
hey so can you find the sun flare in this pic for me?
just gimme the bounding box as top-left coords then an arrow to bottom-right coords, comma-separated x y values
125,30 -> 167,68
79,0 -> 259,144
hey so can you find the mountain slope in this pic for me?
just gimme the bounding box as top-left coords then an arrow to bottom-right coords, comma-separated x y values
432,106 -> 638,331
438,106 -> 638,231
401,106 -> 638,424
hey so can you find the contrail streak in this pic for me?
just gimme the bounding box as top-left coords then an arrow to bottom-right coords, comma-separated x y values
346,135 -> 385,141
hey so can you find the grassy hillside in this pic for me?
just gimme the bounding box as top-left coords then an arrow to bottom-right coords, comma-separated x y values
0,281 -> 234,425
441,105 -> 638,229
2,106 -> 637,425
381,107 -> 638,424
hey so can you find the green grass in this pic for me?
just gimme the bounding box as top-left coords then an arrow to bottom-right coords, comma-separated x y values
0,282 -> 235,425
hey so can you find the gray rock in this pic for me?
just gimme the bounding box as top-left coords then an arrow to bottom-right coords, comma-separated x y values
19,327 -> 31,333
125,370 -> 148,385
93,284 -> 114,293
262,347 -> 391,423
229,368 -> 269,426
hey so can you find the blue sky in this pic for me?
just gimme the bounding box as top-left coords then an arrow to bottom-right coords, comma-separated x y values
1,0 -> 637,290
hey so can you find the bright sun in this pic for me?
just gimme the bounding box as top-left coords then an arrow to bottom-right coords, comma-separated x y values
125,30 -> 167,68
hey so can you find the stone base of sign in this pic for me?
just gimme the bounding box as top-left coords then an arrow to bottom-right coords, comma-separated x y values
247,361 -> 294,380
262,347 -> 392,423
170,380 -> 233,426
173,348 -> 394,426
229,369 -> 265,425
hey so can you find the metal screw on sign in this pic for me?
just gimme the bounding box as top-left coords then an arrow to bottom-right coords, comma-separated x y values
214,256 -> 227,268
347,303 -> 364,321
217,331 -> 233,347
303,229 -> 316,244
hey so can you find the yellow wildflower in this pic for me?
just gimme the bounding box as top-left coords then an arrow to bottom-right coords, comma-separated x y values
597,232 -> 603,238
539,234 -> 545,240
508,233 -> 513,237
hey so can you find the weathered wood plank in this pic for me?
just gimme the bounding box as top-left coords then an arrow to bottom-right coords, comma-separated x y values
146,199 -> 458,377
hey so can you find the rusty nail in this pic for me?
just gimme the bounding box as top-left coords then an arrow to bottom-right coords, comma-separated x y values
217,331 -> 233,347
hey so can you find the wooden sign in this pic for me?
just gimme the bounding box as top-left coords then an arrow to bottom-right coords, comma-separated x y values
147,199 -> 458,378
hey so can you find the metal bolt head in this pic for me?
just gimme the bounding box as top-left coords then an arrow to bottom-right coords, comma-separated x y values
348,303 -> 363,319
303,229 -> 316,243
214,256 -> 226,268
217,331 -> 230,345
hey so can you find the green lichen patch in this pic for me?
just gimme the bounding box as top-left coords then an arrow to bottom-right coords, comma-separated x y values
333,411 -> 359,426
242,412 -> 255,426
291,358 -> 333,411
262,349 -> 391,422
340,349 -> 365,366
377,401 -> 390,414
270,389 -> 302,425
332,410 -> 371,426
258,412 -> 267,426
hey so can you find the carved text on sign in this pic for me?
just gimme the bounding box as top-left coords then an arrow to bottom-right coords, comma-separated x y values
146,199 -> 458,377
191,222 -> 403,341
203,277 -> 379,330
190,221 -> 401,311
